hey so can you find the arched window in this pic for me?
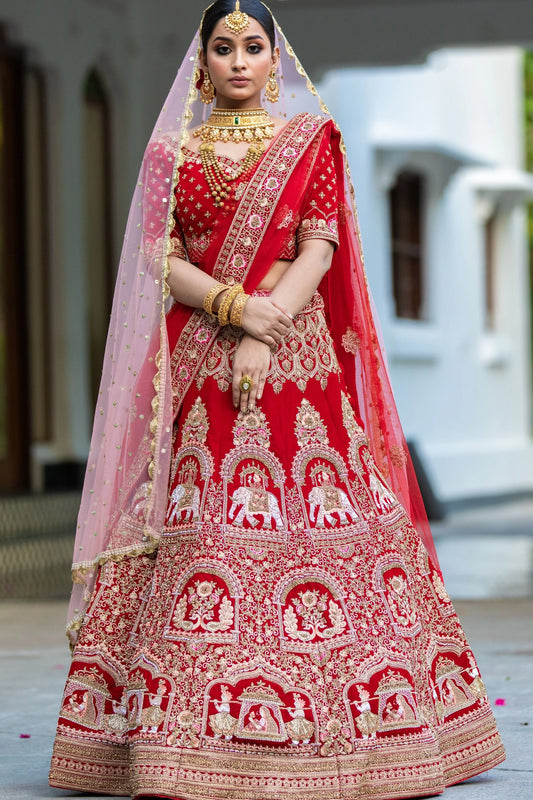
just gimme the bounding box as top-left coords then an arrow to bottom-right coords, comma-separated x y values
83,69 -> 113,407
389,170 -> 426,320
0,32 -> 29,490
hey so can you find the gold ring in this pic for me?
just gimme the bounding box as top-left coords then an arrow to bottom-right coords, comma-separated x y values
239,375 -> 253,393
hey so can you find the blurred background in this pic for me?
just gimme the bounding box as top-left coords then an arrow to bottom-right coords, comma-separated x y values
0,0 -> 532,600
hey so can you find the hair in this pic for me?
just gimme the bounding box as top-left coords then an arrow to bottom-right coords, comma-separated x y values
201,0 -> 275,52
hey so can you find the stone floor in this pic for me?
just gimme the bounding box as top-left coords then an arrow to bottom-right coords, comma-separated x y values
0,498 -> 532,799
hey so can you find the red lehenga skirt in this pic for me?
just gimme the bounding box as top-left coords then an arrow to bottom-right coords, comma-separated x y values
50,293 -> 504,799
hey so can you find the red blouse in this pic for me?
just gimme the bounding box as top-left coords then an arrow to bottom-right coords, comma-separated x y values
169,133 -> 339,269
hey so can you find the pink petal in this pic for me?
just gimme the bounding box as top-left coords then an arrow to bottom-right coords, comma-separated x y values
495,698 -> 506,706
19,734 -> 31,739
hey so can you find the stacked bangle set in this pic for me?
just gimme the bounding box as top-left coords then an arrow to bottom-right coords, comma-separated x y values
202,282 -> 249,327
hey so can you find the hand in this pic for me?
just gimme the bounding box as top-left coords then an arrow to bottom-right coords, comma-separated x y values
240,296 -> 293,348
232,334 -> 271,412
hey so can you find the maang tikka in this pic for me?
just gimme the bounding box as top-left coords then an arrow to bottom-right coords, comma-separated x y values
224,1 -> 250,35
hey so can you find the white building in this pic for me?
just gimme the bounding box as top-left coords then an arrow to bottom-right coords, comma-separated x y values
319,48 -> 533,501
0,0 -> 531,506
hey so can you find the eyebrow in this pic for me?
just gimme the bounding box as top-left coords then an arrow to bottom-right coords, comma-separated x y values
212,35 -> 265,43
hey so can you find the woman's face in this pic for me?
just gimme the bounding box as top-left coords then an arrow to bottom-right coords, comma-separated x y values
202,16 -> 279,109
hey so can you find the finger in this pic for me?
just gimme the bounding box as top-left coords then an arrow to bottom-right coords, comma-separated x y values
248,367 -> 264,410
271,302 -> 294,322
240,388 -> 250,414
256,372 -> 267,401
232,375 -> 241,408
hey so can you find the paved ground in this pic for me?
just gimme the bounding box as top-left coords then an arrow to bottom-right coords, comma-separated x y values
0,498 -> 531,799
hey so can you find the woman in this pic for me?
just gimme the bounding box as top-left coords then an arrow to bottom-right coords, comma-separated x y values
49,2 -> 505,798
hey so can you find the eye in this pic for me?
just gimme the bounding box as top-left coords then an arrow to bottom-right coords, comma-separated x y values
248,44 -> 262,54
215,45 -> 231,55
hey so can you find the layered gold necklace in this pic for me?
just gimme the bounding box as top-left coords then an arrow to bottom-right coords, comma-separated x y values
195,108 -> 275,207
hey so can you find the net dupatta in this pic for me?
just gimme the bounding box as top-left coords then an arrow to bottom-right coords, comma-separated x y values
67,12 -> 438,646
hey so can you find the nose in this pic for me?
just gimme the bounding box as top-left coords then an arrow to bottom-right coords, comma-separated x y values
232,47 -> 247,71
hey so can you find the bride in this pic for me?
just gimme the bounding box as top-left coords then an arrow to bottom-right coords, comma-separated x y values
49,2 -> 505,798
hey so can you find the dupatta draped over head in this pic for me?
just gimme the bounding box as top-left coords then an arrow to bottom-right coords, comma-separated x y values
67,4 -> 438,645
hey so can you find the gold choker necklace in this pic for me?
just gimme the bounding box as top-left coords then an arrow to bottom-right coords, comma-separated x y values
195,107 -> 275,144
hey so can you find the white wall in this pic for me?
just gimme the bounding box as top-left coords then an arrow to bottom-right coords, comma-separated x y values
319,48 -> 533,501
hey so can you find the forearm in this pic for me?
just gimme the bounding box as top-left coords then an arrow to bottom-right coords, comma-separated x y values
166,255 -> 224,310
269,240 -> 334,317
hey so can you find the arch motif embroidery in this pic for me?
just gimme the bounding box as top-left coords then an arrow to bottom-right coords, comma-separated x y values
220,408 -> 288,547
344,656 -> 422,740
202,665 -> 318,750
374,557 -> 422,637
427,640 -> 485,723
125,657 -> 177,736
166,398 -> 214,529
272,569 -> 357,659
164,562 -> 243,646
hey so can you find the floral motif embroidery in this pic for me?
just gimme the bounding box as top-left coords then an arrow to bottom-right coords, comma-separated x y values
233,407 -> 271,449
342,327 -> 361,355
295,398 -> 329,447
181,397 -> 209,445
165,563 -> 242,645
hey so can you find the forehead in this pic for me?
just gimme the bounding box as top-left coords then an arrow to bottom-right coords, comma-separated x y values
208,15 -> 268,44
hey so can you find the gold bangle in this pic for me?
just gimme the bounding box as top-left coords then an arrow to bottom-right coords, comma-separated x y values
218,283 -> 243,326
229,291 -> 249,327
203,282 -> 228,316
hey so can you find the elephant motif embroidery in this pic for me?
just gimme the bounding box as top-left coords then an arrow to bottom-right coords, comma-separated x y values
307,467 -> 360,527
167,460 -> 201,524
229,471 -> 284,530
221,409 -> 287,539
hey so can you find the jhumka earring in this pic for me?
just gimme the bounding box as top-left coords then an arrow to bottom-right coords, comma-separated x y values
265,69 -> 280,103
200,70 -> 215,104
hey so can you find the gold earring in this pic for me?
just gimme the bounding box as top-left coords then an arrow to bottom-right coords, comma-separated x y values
265,69 -> 279,103
200,70 -> 215,104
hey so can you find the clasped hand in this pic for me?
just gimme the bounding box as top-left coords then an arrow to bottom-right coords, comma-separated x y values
240,296 -> 292,348
232,296 -> 293,412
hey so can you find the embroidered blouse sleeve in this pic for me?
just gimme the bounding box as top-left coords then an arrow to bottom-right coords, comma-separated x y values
297,139 -> 339,249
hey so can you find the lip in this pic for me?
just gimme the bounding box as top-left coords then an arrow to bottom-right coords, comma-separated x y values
229,78 -> 250,86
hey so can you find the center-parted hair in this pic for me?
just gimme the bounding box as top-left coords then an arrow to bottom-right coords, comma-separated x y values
201,0 -> 276,52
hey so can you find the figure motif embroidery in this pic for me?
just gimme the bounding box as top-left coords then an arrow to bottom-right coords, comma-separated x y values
209,685 -> 238,740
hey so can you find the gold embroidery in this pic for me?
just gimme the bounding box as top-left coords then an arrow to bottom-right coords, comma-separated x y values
195,293 -> 341,394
